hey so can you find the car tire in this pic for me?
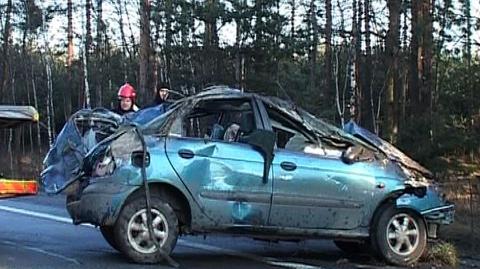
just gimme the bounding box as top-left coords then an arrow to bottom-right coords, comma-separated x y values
373,205 -> 427,266
114,196 -> 179,264
334,240 -> 369,254
100,226 -> 119,251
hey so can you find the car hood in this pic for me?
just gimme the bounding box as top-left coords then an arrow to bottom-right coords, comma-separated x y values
343,120 -> 433,179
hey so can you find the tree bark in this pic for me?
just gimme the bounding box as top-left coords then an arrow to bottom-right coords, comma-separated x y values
139,0 -> 152,106
362,0 -> 374,132
67,0 -> 74,67
165,0 -> 173,81
85,0 -> 92,57
290,0 -> 295,41
350,0 -> 361,122
385,0 -> 401,143
325,0 -> 332,106
235,0 -> 243,88
0,0 -> 13,103
204,0 -> 219,82
308,0 -> 318,93
65,0 -> 73,118
409,0 -> 433,116
96,0 -> 104,106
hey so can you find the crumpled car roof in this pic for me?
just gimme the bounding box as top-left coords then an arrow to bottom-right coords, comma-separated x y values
344,120 -> 433,178
42,87 -> 434,193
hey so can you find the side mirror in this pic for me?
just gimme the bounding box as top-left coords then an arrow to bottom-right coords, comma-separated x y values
245,130 -> 276,184
341,145 -> 362,164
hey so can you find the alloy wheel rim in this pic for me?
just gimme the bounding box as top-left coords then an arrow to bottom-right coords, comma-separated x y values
386,213 -> 420,256
127,208 -> 169,254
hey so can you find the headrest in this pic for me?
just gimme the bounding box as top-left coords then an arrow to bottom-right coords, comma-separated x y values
239,111 -> 255,133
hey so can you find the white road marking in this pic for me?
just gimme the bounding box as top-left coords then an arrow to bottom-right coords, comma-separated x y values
1,239 -> 80,265
0,205 -> 94,227
0,204 -> 326,269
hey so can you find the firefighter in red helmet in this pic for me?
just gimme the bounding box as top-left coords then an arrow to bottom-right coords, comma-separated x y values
113,83 -> 139,115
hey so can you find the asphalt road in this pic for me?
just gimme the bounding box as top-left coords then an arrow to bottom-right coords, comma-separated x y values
0,193 -> 386,269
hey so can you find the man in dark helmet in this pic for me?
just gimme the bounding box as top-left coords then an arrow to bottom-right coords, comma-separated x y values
151,82 -> 171,107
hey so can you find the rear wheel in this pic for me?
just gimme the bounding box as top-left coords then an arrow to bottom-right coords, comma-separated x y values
114,196 -> 178,264
372,205 -> 427,266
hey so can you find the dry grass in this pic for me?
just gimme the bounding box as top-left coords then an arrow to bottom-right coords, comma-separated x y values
438,172 -> 480,259
424,241 -> 459,268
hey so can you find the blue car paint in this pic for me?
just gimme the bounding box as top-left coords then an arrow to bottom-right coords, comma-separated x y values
271,149 -> 377,229
52,88 -> 453,242
165,136 -> 273,227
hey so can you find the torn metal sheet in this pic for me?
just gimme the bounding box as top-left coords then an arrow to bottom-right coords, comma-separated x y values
344,120 -> 433,180
41,107 -> 166,193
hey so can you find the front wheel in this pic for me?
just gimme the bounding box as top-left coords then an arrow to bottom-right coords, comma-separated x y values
114,196 -> 179,264
373,205 -> 427,266
100,226 -> 119,251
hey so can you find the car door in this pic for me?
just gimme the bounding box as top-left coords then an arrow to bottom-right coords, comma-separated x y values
259,101 -> 377,230
165,97 -> 273,227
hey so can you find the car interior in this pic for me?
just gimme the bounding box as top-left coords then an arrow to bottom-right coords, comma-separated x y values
182,99 -> 256,143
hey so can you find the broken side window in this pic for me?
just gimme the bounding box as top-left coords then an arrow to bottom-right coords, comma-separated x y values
264,104 -> 312,151
264,103 -> 342,158
171,98 -> 256,143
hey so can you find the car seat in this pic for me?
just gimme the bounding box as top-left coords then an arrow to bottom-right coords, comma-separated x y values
210,123 -> 225,140
237,111 -> 255,142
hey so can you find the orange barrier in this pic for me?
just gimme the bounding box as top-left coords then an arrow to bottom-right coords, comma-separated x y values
0,179 -> 38,199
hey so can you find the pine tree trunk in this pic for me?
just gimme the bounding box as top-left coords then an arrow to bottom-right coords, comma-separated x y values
66,0 -> 73,118
409,0 -> 433,116
325,0 -> 332,106
421,0 -> 433,115
96,0 -> 104,54
139,0 -> 152,106
85,0 -> 92,57
82,0 -> 92,108
31,64 -> 41,155
96,0 -> 104,106
67,0 -> 74,67
350,0 -> 361,122
124,1 -> 137,56
165,0 -> 173,82
115,0 -> 129,80
0,0 -> 13,103
308,0 -> 318,93
204,0 -> 219,82
362,0 -> 374,132
385,0 -> 401,142
290,0 -> 295,42
235,1 -> 243,88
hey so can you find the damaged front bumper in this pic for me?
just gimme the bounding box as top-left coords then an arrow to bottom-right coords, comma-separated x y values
422,203 -> 455,239
422,204 -> 455,225
396,184 -> 455,239
66,176 -> 136,226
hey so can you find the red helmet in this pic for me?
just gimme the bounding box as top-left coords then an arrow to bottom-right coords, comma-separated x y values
118,83 -> 136,100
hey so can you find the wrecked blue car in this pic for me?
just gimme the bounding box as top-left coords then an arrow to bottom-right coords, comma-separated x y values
42,87 -> 454,266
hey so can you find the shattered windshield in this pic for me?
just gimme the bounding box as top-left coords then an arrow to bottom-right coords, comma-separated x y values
298,109 -> 368,147
139,100 -> 184,134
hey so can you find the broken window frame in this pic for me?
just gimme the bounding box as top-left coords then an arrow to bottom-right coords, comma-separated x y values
166,97 -> 260,144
